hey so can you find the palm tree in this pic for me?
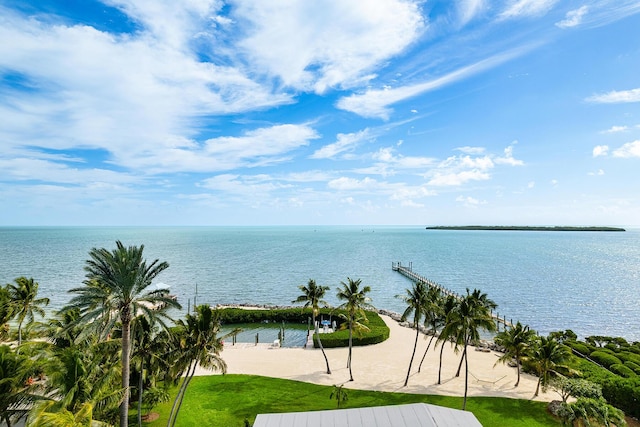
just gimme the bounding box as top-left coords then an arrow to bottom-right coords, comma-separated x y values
0,345 -> 42,427
529,335 -> 572,397
494,321 -> 536,387
396,281 -> 429,386
435,295 -> 459,385
7,277 -> 50,349
66,241 -> 181,427
293,279 -> 332,374
0,286 -> 12,342
165,305 -> 227,427
439,288 -> 496,410
336,277 -> 372,382
417,286 -> 443,373
26,401 -> 111,427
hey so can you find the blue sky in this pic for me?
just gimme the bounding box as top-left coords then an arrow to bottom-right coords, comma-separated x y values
1,0 -> 639,226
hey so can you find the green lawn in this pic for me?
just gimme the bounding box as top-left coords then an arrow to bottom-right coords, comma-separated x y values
142,374 -> 561,427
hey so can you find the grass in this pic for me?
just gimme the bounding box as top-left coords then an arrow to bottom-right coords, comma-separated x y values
141,374 -> 561,427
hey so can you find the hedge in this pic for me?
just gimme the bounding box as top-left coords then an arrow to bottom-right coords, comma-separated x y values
618,351 -> 640,365
566,341 -> 591,356
609,363 -> 637,378
601,376 -> 640,418
623,361 -> 640,375
589,351 -> 622,368
314,311 -> 389,348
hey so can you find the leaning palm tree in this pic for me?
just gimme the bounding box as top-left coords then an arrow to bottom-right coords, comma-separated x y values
165,305 -> 228,427
396,281 -> 429,386
0,286 -> 12,342
336,277 -> 372,382
26,401 -> 111,427
417,286 -> 443,373
529,335 -> 573,397
7,277 -> 50,349
66,241 -> 181,427
435,295 -> 459,385
439,288 -> 496,410
494,321 -> 536,387
293,279 -> 332,374
0,345 -> 43,427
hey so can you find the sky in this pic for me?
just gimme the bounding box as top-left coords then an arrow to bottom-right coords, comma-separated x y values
1,0 -> 639,226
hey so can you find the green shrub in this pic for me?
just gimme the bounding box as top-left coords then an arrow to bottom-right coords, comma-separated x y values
623,361 -> 640,375
566,341 -> 591,356
589,351 -> 622,368
610,363 -> 636,378
618,351 -> 640,365
316,311 -> 389,348
601,376 -> 640,418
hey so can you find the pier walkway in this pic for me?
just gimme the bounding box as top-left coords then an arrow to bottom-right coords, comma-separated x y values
392,262 -> 513,330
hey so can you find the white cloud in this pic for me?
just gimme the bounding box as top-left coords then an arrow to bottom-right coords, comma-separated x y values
428,170 -> 491,186
528,181 -> 535,188
612,140 -> 640,158
556,6 -> 589,28
458,0 -> 485,26
601,125 -> 629,134
455,195 -> 486,208
500,0 -> 559,20
495,145 -> 524,166
588,169 -> 605,176
456,146 -> 486,155
586,88 -> 640,103
336,48 -> 531,119
593,145 -> 609,157
232,0 -> 424,93
328,176 -> 380,191
310,129 -> 372,159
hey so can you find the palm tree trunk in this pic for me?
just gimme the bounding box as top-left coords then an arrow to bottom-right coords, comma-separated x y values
316,323 -> 331,374
438,339 -> 446,384
417,333 -> 436,373
535,376 -> 541,397
515,358 -> 521,387
120,318 -> 132,427
167,360 -> 195,427
348,323 -> 353,381
404,324 -> 420,387
171,369 -> 196,427
138,359 -> 144,427
456,344 -> 467,377
463,342 -> 469,410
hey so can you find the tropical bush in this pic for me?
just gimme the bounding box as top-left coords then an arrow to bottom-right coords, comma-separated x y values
609,363 -> 636,378
315,311 -> 389,348
589,351 -> 622,368
623,361 -> 640,375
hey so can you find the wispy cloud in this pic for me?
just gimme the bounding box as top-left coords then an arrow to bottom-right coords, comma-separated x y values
601,125 -> 629,134
310,129 -> 372,159
336,47 -> 532,119
586,88 -> 640,103
499,0 -> 559,20
556,6 -> 589,28
456,195 -> 486,208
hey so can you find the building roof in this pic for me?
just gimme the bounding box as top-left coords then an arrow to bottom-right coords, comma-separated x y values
253,402 -> 483,427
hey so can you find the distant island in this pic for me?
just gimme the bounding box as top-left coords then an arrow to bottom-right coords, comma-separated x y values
425,226 -> 626,232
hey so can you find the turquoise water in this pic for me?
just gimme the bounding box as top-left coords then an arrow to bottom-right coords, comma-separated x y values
1,226 -> 638,341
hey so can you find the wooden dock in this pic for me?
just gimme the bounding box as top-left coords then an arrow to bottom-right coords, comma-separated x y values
392,262 -> 513,330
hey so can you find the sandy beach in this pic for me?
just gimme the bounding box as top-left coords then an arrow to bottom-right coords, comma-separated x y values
194,314 -> 557,402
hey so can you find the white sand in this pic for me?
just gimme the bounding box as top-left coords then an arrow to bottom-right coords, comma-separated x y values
194,314 -> 557,402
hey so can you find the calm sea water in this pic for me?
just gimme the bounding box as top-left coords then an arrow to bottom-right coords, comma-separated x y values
1,226 -> 638,341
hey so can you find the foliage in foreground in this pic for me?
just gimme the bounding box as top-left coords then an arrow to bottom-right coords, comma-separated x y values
140,374 -> 561,427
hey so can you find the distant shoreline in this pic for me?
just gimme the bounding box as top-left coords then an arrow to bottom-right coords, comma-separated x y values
425,225 -> 626,232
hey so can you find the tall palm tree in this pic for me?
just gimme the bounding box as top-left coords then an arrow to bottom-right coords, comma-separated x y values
293,279 -> 332,374
530,335 -> 572,397
336,277 -> 372,382
436,295 -> 459,385
7,277 -> 50,349
494,321 -> 536,387
166,305 -> 227,427
439,288 -> 496,410
417,286 -> 443,373
396,281 -> 429,386
66,241 -> 181,427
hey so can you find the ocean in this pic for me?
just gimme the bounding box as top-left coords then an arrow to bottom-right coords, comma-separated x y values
1,226 -> 638,341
